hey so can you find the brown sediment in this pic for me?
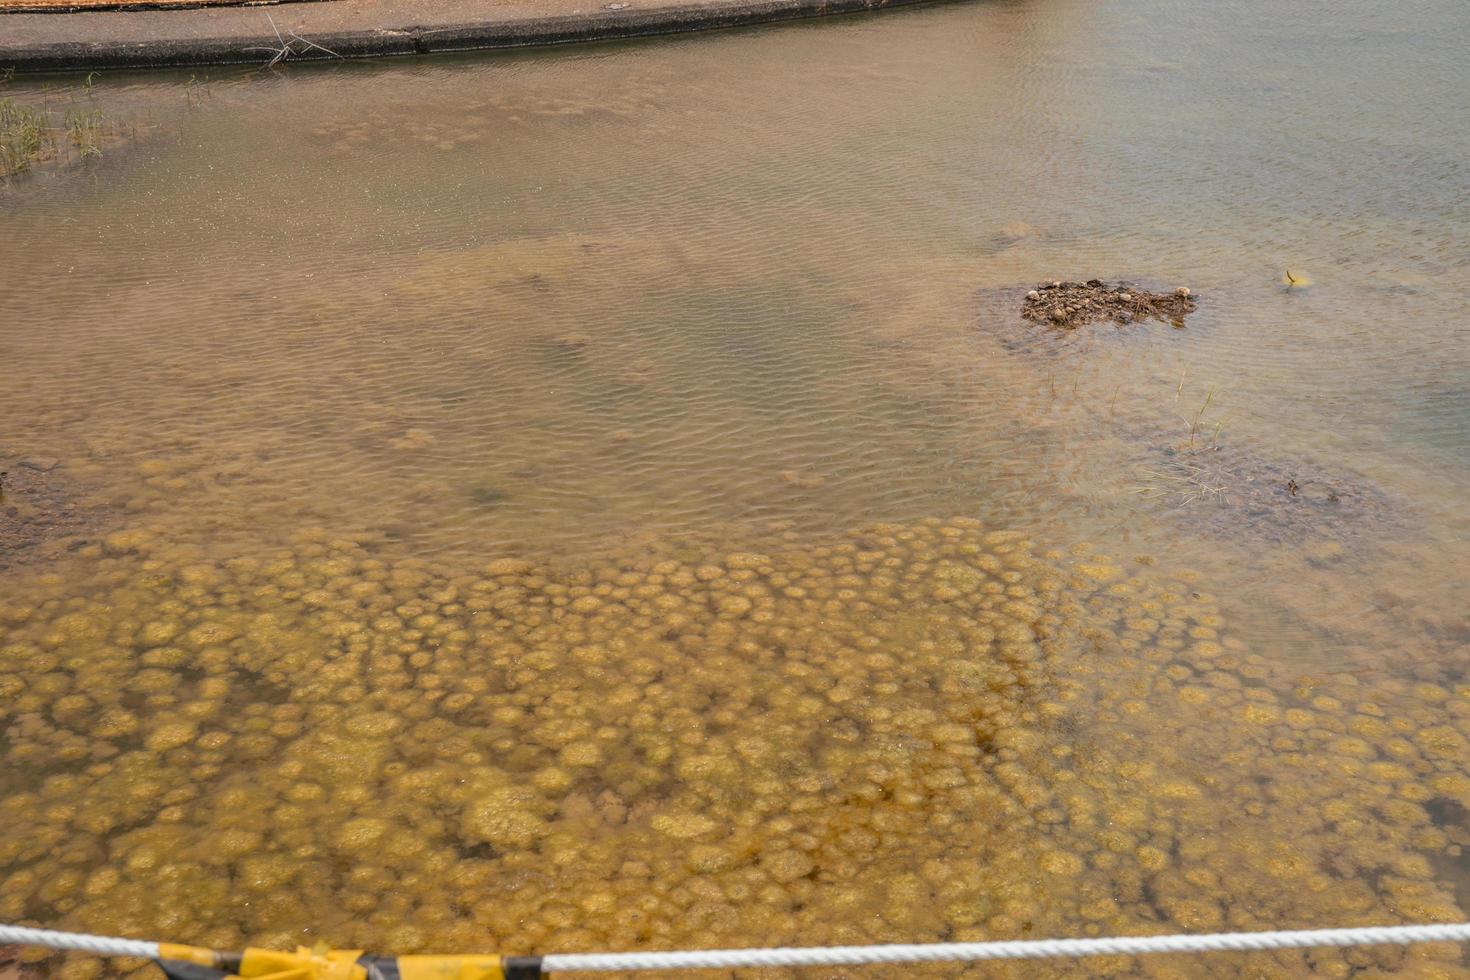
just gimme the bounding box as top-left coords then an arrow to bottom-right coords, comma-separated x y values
0,456 -> 109,569
1022,280 -> 1196,329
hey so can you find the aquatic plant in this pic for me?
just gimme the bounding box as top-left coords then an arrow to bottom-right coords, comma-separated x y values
1131,382 -> 1232,502
64,108 -> 104,159
1186,386 -> 1218,451
184,75 -> 210,109
1,97 -> 123,178
0,98 -> 52,177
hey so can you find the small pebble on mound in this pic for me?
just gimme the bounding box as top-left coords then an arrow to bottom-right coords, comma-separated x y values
1022,279 -> 1196,328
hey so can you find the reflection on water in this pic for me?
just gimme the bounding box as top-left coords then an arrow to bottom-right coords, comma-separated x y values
1,0 -> 1468,974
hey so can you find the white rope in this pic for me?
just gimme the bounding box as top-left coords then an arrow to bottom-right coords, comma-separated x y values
3,921 -> 1469,971
0,925 -> 157,959
541,924 -> 1470,972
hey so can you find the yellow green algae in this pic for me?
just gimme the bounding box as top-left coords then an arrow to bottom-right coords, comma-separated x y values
2,518 -> 1468,979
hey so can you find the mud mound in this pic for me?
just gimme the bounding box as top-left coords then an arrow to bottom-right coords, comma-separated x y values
1023,279 -> 1196,329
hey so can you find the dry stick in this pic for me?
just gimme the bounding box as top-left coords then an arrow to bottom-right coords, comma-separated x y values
241,10 -> 292,66
244,11 -> 343,68
288,31 -> 344,60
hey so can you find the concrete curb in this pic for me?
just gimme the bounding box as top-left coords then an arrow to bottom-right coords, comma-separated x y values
1,0 -> 948,72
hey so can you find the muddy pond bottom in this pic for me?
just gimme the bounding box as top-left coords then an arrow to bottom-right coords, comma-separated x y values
3,0 -> 1470,974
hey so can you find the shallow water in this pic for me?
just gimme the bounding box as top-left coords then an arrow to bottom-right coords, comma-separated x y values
2,0 -> 1469,975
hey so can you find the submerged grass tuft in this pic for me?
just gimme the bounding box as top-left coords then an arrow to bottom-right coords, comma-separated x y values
1187,386 -> 1218,450
1130,378 -> 1233,504
1,89 -> 133,181
184,74 -> 211,108
1,98 -> 53,177
65,107 -> 104,158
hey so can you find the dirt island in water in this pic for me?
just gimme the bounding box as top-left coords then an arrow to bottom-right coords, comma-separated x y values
1022,280 -> 1196,329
